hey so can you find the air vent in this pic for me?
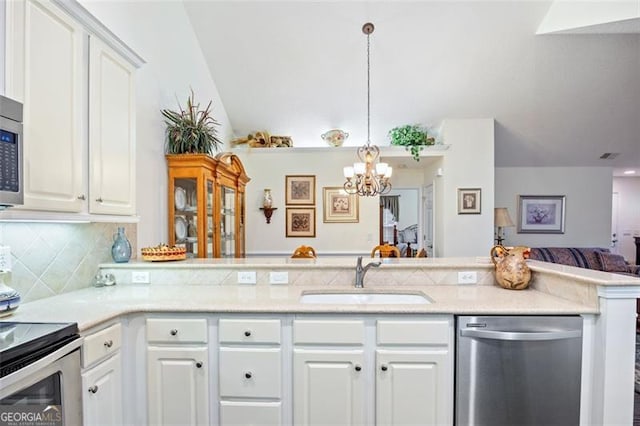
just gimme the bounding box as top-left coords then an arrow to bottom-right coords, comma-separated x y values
600,153 -> 620,159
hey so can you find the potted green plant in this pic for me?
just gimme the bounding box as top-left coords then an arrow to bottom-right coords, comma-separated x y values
161,90 -> 222,155
388,124 -> 435,161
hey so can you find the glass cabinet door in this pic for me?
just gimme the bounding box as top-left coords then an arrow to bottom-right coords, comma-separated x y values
206,180 -> 214,258
220,186 -> 236,258
174,178 -> 198,258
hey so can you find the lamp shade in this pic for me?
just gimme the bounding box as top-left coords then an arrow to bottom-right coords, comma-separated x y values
494,208 -> 515,227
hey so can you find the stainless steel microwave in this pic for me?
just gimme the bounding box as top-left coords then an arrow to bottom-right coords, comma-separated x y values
0,95 -> 23,209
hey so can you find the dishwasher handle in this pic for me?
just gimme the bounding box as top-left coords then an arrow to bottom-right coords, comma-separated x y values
460,328 -> 581,341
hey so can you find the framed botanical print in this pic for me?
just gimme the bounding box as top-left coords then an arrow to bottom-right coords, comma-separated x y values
285,175 -> 315,205
457,188 -> 481,214
323,187 -> 358,223
517,195 -> 565,234
286,207 -> 316,237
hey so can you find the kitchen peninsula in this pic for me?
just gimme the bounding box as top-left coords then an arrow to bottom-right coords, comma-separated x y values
6,257 -> 640,425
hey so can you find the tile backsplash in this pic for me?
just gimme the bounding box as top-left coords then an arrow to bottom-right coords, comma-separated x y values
0,222 -> 137,302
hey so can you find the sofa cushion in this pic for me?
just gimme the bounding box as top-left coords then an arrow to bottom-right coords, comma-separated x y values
596,251 -> 630,273
529,247 -> 608,270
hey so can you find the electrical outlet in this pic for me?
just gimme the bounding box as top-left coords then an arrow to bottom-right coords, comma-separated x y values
0,246 -> 12,271
270,271 -> 288,284
237,271 -> 257,284
132,271 -> 149,284
458,271 -> 477,284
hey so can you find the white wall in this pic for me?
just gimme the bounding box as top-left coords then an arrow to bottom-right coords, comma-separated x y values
613,176 -> 640,262
495,167 -> 613,247
0,0 -> 5,94
235,149 -> 379,255
78,0 -> 232,249
537,0 -> 640,34
439,119 -> 495,257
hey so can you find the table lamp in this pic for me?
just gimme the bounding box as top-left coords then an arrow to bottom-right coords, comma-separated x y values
494,207 -> 515,245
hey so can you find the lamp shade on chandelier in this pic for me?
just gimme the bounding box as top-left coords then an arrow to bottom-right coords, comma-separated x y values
343,22 -> 392,197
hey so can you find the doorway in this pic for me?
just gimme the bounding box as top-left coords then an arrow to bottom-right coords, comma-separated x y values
380,187 -> 422,256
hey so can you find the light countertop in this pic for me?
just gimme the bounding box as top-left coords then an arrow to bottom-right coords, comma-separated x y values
6,283 -> 596,332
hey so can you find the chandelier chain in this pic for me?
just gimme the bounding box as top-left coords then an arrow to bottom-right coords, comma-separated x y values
366,31 -> 370,145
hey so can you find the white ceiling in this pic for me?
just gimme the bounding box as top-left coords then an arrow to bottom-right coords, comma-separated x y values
183,1 -> 640,168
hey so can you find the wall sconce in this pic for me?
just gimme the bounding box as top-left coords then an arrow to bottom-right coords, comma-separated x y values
259,206 -> 277,224
260,189 -> 276,224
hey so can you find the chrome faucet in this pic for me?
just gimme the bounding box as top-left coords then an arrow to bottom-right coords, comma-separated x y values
355,256 -> 381,288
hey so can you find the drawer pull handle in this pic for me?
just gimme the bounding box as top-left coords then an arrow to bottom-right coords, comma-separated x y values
244,330 -> 251,337
96,197 -> 103,203
88,386 -> 99,394
354,365 -> 362,372
104,340 -> 113,348
381,365 -> 388,371
170,329 -> 178,336
196,362 -> 203,369
244,372 -> 252,379
77,194 -> 86,200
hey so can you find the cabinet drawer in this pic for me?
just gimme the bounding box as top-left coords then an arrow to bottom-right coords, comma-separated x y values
219,319 -> 281,344
294,320 -> 365,345
219,348 -> 281,398
220,401 -> 282,425
377,319 -> 451,345
82,323 -> 121,368
146,318 -> 208,343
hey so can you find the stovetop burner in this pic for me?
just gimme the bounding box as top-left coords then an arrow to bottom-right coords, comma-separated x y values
0,322 -> 79,378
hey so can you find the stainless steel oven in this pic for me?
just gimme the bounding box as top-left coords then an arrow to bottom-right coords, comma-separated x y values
0,94 -> 23,209
0,322 -> 82,425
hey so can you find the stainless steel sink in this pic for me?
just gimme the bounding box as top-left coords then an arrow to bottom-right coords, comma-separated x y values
299,291 -> 432,305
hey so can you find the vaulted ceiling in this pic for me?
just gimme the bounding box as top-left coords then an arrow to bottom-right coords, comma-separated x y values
184,1 -> 640,169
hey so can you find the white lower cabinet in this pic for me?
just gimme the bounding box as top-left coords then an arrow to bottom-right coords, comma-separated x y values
146,318 -> 209,426
82,351 -> 123,426
376,350 -> 450,425
131,314 -> 453,426
81,322 -> 123,426
218,318 -> 283,425
293,317 -> 453,426
293,349 -> 366,425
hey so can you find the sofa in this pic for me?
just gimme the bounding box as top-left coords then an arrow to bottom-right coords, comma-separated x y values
528,247 -> 640,276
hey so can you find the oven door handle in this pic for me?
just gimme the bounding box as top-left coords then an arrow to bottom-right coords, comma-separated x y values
0,338 -> 83,390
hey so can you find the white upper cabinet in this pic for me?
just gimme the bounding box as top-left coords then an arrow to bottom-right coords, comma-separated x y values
89,36 -> 136,215
4,0 -> 143,218
6,0 -> 85,212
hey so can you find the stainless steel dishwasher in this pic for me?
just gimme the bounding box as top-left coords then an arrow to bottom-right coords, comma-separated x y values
455,315 -> 582,426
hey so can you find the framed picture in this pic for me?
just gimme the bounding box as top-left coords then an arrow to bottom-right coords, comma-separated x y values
457,188 -> 481,214
518,195 -> 565,234
322,187 -> 359,223
285,175 -> 315,205
286,207 -> 316,237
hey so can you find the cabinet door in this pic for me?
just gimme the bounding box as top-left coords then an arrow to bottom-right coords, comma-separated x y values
6,0 -> 84,212
376,349 -> 452,426
89,36 -> 136,215
81,352 -> 123,426
147,346 -> 209,426
293,349 -> 365,426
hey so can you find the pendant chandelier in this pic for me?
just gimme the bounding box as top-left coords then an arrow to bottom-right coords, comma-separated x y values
343,22 -> 392,197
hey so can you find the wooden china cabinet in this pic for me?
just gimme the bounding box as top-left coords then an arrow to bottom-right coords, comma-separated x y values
167,153 -> 250,258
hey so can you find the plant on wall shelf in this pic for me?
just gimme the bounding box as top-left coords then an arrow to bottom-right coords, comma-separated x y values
388,124 -> 435,161
161,89 -> 222,155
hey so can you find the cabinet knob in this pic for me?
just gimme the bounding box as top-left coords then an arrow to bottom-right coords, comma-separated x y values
196,362 -> 203,369
245,372 -> 252,379
96,197 -> 103,203
170,329 -> 178,336
88,386 -> 99,394
77,194 -> 86,200
244,330 -> 251,337
381,365 -> 388,371
104,340 -> 113,348
354,365 -> 362,372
